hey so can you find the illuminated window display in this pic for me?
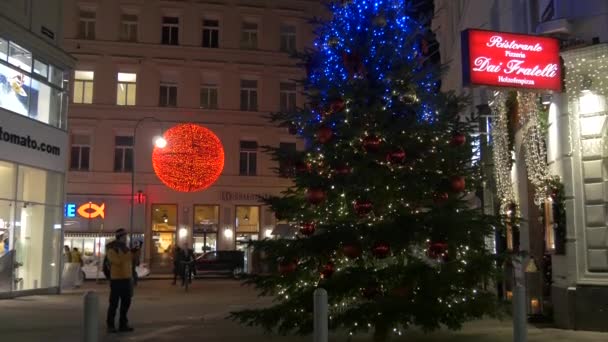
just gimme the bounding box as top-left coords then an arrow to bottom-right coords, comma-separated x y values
0,36 -> 67,130
193,205 -> 218,254
151,204 -> 177,269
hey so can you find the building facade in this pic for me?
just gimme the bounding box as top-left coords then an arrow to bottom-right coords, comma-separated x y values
0,0 -> 74,297
435,0 -> 608,331
61,0 -> 322,273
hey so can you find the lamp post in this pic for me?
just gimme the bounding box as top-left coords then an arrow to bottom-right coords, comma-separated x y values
129,117 -> 166,246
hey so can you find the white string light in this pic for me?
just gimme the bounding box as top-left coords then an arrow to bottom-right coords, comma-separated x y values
489,91 -> 516,211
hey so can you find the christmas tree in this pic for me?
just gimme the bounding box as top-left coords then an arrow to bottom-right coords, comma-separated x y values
232,0 -> 501,340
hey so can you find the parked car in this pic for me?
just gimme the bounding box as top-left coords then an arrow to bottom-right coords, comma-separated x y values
194,250 -> 244,278
81,259 -> 150,280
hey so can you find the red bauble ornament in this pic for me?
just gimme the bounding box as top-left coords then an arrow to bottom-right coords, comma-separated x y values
333,164 -> 352,175
450,176 -> 466,192
362,286 -> 380,299
317,126 -> 333,144
386,148 -> 406,164
295,161 -> 312,174
450,133 -> 466,146
299,222 -> 316,236
306,188 -> 326,205
329,99 -> 346,114
433,192 -> 449,204
362,135 -> 381,153
353,199 -> 373,216
427,242 -> 448,260
342,243 -> 362,259
321,262 -> 335,278
371,242 -> 391,259
342,51 -> 365,77
278,261 -> 297,275
152,123 -> 224,192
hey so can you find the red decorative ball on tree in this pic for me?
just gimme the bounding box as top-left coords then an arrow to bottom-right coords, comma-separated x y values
342,242 -> 362,259
427,241 -> 448,260
152,123 -> 224,192
329,98 -> 346,114
371,242 -> 391,259
353,199 -> 373,216
317,126 -> 333,144
278,261 -> 297,275
362,286 -> 380,299
321,262 -> 335,278
433,192 -> 449,204
299,222 -> 316,236
362,135 -> 381,153
295,161 -> 312,174
386,148 -> 406,164
333,164 -> 352,175
450,133 -> 466,146
450,176 -> 466,192
306,188 -> 327,205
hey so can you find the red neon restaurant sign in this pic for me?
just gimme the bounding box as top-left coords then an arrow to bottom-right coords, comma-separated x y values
462,29 -> 562,91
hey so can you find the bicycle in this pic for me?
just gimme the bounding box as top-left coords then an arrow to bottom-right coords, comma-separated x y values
180,260 -> 194,292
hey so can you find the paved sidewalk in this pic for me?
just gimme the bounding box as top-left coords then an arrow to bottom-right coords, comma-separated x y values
1,280 -> 607,341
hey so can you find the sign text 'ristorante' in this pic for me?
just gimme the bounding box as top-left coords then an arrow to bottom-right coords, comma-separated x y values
461,29 -> 562,91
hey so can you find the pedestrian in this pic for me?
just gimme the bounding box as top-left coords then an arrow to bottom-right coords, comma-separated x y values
172,245 -> 183,285
61,245 -> 75,289
106,228 -> 134,333
71,247 -> 84,288
63,245 -> 72,263
131,241 -> 142,286
181,244 -> 195,286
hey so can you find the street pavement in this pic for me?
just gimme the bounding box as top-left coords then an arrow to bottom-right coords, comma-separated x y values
0,279 -> 607,341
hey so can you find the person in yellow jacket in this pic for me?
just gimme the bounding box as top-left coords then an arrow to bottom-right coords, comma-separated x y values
105,228 -> 134,333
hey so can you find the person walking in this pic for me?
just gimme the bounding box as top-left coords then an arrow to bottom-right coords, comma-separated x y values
172,245 -> 183,285
106,228 -> 134,333
71,247 -> 84,288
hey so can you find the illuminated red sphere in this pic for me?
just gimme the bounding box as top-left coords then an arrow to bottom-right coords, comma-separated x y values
153,123 -> 224,192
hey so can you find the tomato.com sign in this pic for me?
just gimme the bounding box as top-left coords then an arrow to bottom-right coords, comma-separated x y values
461,29 -> 562,91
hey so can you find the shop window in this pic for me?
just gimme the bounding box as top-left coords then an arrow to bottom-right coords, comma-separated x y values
202,19 -> 219,48
235,206 -> 259,234
193,205 -> 219,254
239,140 -> 257,176
240,79 -> 258,111
0,38 -> 7,61
240,21 -> 258,49
280,82 -> 296,111
151,204 -> 177,268
278,142 -> 296,177
79,10 -> 96,40
161,17 -> 179,45
49,65 -> 64,88
200,84 -> 218,109
33,60 -> 48,79
280,24 -> 296,52
0,199 -> 15,257
73,70 -> 94,104
8,41 -> 32,72
0,161 -> 16,200
116,72 -> 136,106
120,14 -> 138,42
70,134 -> 91,171
113,135 -> 133,172
17,165 -> 63,206
159,83 -> 177,107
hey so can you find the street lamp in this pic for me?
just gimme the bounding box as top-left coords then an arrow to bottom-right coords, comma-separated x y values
129,117 -> 166,246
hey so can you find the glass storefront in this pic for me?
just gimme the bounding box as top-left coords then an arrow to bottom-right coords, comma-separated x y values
150,204 -> 177,270
0,160 -> 63,293
0,37 -> 67,130
193,205 -> 218,255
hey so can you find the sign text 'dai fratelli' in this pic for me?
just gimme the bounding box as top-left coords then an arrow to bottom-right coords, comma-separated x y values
461,29 -> 562,91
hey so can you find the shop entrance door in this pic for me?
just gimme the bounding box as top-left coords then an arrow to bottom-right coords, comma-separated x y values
194,233 -> 217,255
151,231 -> 175,272
235,233 -> 257,273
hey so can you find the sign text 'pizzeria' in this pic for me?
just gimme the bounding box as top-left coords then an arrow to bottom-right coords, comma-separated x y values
461,29 -> 562,91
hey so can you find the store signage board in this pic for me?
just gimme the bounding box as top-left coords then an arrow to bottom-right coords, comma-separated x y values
461,29 -> 562,91
65,202 -> 105,219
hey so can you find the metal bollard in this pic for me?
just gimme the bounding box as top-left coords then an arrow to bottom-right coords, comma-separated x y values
313,288 -> 328,342
83,291 -> 99,342
513,284 -> 527,342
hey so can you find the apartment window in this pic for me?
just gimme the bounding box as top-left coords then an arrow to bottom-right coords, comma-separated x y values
116,72 -> 136,106
70,135 -> 91,171
79,10 -> 96,40
200,84 -> 218,109
159,83 -> 177,107
241,22 -> 258,49
73,71 -> 94,104
239,141 -> 257,176
280,24 -> 296,52
202,19 -> 219,48
279,142 -> 296,177
280,82 -> 296,111
161,17 -> 179,45
240,79 -> 258,111
120,14 -> 138,42
114,136 -> 133,172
